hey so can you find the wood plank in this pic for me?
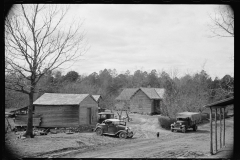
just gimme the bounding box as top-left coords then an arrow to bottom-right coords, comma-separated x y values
40,114 -> 78,118
41,118 -> 78,122
15,118 -> 41,126
40,123 -> 79,128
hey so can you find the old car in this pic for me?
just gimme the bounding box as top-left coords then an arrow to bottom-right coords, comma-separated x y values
97,112 -> 115,124
94,119 -> 133,139
171,112 -> 202,133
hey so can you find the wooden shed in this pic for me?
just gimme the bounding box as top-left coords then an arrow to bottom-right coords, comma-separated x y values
115,88 -> 165,114
92,95 -> 105,112
33,93 -> 98,128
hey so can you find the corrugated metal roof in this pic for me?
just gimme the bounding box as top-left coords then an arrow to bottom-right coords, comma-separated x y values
116,88 -> 165,100
204,97 -> 234,108
33,93 -> 90,105
92,95 -> 101,102
115,88 -> 139,100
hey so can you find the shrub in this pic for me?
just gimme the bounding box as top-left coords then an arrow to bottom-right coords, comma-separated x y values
158,116 -> 176,130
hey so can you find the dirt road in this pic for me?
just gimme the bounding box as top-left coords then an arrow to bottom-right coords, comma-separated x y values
61,116 -> 234,158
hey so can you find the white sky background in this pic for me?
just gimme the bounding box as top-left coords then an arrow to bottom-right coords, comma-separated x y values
10,4 -> 234,79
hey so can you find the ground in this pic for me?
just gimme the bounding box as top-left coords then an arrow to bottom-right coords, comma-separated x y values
5,112 -> 234,159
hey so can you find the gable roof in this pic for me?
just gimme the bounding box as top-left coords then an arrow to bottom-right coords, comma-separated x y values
33,93 -> 93,105
115,88 -> 139,100
92,95 -> 101,102
154,88 -> 165,99
116,88 -> 165,100
140,88 -> 161,99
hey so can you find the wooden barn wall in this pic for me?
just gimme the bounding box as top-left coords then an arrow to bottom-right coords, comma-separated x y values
34,105 -> 79,127
14,114 -> 41,126
79,96 -> 98,125
130,90 -> 153,114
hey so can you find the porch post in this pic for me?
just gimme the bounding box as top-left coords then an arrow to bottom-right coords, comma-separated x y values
215,108 -> 217,153
223,107 -> 225,147
220,107 -> 222,148
210,107 -> 213,155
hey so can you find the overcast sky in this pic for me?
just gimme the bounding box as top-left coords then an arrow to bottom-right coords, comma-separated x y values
12,4 -> 234,79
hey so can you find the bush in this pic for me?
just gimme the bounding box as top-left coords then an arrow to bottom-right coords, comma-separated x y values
158,116 -> 176,130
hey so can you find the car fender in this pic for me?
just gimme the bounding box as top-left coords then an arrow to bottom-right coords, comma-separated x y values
94,126 -> 103,132
115,130 -> 127,135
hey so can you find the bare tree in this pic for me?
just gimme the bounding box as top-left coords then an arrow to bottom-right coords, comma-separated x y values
5,4 -> 87,138
208,6 -> 234,37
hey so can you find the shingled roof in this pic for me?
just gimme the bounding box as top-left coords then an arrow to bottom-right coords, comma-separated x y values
115,88 -> 139,100
116,88 -> 165,100
33,93 -> 95,105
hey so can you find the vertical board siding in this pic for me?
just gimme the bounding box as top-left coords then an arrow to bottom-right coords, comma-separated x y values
35,105 -> 79,127
79,96 -> 98,125
130,90 -> 152,114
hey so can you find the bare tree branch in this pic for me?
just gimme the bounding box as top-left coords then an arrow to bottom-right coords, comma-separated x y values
5,4 -> 86,138
208,6 -> 234,37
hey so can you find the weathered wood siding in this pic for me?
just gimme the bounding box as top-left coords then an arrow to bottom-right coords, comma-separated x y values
130,90 -> 153,114
14,114 -> 41,126
79,96 -> 98,125
34,105 -> 79,127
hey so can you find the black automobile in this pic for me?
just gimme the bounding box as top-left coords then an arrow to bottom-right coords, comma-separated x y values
97,112 -> 115,123
94,119 -> 133,139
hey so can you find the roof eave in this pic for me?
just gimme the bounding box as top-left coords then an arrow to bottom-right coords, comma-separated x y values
204,97 -> 234,108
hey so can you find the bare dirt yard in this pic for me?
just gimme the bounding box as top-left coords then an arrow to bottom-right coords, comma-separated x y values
5,113 -> 234,159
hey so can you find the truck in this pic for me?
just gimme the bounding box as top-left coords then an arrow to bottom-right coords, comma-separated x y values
171,112 -> 202,133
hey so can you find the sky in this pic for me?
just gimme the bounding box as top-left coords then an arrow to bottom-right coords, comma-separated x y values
10,4 -> 234,79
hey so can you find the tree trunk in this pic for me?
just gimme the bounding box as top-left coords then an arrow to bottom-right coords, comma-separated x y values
23,91 -> 34,138
125,110 -> 130,122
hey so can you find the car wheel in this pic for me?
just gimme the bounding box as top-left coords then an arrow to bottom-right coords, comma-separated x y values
171,129 -> 174,132
193,125 -> 197,131
96,128 -> 103,136
119,132 -> 127,139
182,127 -> 186,133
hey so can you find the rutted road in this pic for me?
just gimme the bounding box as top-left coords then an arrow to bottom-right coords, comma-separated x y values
60,117 -> 233,158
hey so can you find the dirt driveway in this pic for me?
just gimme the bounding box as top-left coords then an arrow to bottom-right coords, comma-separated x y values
5,113 -> 234,158
61,115 -> 234,158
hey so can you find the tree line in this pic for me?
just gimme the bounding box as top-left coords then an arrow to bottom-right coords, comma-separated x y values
6,68 -> 233,118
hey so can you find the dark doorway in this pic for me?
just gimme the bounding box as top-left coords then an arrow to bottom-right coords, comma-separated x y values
153,100 -> 160,114
87,108 -> 92,124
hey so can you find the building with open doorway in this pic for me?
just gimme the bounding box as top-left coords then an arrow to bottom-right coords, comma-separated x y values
33,93 -> 98,128
115,88 -> 165,114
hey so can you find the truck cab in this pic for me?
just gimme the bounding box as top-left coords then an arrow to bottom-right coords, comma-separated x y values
171,112 -> 201,133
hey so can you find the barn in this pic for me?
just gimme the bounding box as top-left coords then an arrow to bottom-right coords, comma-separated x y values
115,88 -> 165,114
33,93 -> 98,128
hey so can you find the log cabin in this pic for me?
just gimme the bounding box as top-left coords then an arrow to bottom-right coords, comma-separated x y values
32,93 -> 98,128
115,88 -> 165,114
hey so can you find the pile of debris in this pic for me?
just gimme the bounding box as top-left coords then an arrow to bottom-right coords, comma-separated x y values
49,125 -> 94,134
13,125 -> 95,137
33,128 -> 49,136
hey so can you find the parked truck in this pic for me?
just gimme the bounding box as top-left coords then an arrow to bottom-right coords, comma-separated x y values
171,112 -> 202,133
